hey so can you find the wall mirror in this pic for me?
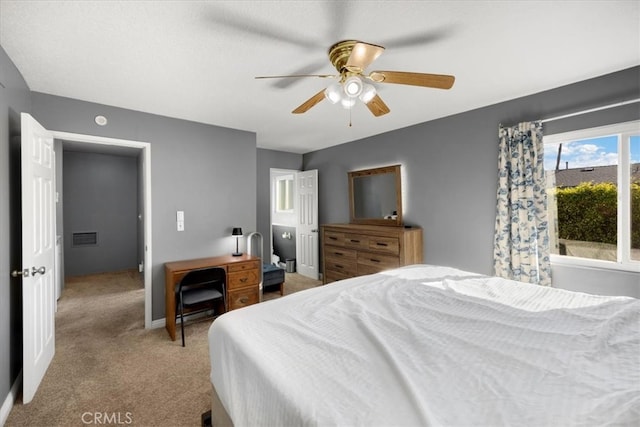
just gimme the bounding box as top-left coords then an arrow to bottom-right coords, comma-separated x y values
348,164 -> 402,226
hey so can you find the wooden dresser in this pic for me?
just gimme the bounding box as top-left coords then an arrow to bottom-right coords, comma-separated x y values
321,224 -> 423,284
164,254 -> 260,341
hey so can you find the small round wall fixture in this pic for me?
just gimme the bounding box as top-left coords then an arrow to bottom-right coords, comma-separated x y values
94,115 -> 108,126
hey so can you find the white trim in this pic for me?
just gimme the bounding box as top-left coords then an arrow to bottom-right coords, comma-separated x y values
51,130 -> 154,329
551,254 -> 640,273
545,120 -> 640,273
540,98 -> 640,123
619,133 -> 631,264
0,371 -> 22,426
544,120 -> 639,143
151,318 -> 166,329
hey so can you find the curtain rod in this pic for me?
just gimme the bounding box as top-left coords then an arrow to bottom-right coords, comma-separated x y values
540,98 -> 640,124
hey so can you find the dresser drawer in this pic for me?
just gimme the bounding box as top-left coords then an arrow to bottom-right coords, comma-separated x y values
324,257 -> 357,277
368,236 -> 400,255
227,269 -> 259,290
228,287 -> 260,310
324,246 -> 357,260
357,252 -> 399,271
344,233 -> 369,250
324,231 -> 346,247
325,269 -> 353,284
228,260 -> 260,273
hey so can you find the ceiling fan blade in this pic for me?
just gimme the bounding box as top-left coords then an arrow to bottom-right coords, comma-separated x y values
368,71 -> 455,89
366,94 -> 390,117
383,27 -> 452,49
204,5 -> 320,49
345,42 -> 385,72
255,74 -> 337,80
292,89 -> 326,114
271,61 -> 331,89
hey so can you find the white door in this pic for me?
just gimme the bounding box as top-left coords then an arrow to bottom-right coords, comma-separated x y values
20,113 -> 56,404
295,170 -> 319,280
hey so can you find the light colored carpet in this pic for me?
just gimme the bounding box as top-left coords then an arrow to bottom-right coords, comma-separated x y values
6,270 -> 321,427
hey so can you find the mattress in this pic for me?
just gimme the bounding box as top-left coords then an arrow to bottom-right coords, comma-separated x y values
208,264 -> 640,426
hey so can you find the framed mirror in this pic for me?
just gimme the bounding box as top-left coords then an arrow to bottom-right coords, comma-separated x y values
348,165 -> 402,226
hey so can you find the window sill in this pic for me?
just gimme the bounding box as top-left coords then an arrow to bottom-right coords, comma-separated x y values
550,254 -> 640,273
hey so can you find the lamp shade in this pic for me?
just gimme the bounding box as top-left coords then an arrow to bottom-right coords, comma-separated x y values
343,76 -> 363,98
359,83 -> 377,103
324,83 -> 342,104
232,227 -> 243,236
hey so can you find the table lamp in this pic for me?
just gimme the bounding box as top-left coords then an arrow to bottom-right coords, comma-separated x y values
232,227 -> 243,256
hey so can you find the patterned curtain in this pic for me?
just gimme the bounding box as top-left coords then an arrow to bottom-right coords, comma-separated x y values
494,122 -> 551,286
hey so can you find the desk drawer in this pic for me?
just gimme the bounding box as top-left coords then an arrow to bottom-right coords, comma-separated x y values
228,287 -> 260,310
228,260 -> 260,273
228,269 -> 259,290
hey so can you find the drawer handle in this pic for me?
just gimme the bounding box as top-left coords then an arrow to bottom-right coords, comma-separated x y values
370,259 -> 381,263
376,242 -> 388,247
350,239 -> 360,243
329,236 -> 338,240
334,264 -> 344,269
334,252 -> 343,256
240,278 -> 248,283
239,297 -> 249,304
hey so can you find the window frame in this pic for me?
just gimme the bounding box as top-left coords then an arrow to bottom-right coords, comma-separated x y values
274,174 -> 294,213
543,120 -> 640,273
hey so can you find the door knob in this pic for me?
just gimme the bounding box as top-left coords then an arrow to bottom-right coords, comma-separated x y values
31,266 -> 46,276
11,269 -> 29,278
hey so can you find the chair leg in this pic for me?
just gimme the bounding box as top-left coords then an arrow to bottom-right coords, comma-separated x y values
179,297 -> 186,347
280,282 -> 285,296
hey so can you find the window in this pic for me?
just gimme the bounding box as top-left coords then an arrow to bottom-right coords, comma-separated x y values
544,121 -> 639,271
275,175 -> 294,212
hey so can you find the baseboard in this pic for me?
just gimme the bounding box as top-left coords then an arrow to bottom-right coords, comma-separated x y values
0,370 -> 22,426
150,318 -> 166,329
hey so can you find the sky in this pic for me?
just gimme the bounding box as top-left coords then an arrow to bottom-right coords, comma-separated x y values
544,135 -> 640,171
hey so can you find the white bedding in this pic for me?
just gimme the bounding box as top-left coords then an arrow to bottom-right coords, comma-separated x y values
208,264 -> 640,426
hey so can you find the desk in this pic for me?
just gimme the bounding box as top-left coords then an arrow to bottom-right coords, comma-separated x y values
164,254 -> 261,341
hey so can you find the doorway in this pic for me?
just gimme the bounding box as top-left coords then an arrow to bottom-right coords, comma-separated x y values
52,130 -> 153,328
270,168 -> 319,280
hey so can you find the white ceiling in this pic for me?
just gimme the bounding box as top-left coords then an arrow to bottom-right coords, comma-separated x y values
1,1 -> 638,154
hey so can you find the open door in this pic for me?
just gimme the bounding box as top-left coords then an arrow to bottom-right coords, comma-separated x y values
295,170 -> 319,280
19,113 -> 56,403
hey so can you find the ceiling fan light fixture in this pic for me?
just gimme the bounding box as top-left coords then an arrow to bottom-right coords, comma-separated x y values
340,97 -> 356,109
359,84 -> 376,104
343,76 -> 363,98
324,83 -> 342,104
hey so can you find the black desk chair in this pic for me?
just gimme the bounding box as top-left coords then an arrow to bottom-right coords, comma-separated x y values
176,267 -> 226,347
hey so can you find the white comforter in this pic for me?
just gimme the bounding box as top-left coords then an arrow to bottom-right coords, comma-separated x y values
208,265 -> 640,426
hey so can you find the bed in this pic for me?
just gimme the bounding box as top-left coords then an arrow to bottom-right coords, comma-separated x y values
208,264 -> 640,426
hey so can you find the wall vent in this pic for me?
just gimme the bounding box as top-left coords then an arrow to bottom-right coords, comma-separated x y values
72,232 -> 98,247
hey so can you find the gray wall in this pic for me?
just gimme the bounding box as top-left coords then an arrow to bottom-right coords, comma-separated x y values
304,66 -> 640,297
0,45 -> 31,418
31,92 -> 257,320
256,149 -> 302,260
63,150 -> 138,276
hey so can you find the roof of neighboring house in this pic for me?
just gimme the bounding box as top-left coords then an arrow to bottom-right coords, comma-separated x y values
553,163 -> 640,187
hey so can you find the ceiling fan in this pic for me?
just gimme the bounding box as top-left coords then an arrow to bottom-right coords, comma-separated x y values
255,40 -> 455,117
